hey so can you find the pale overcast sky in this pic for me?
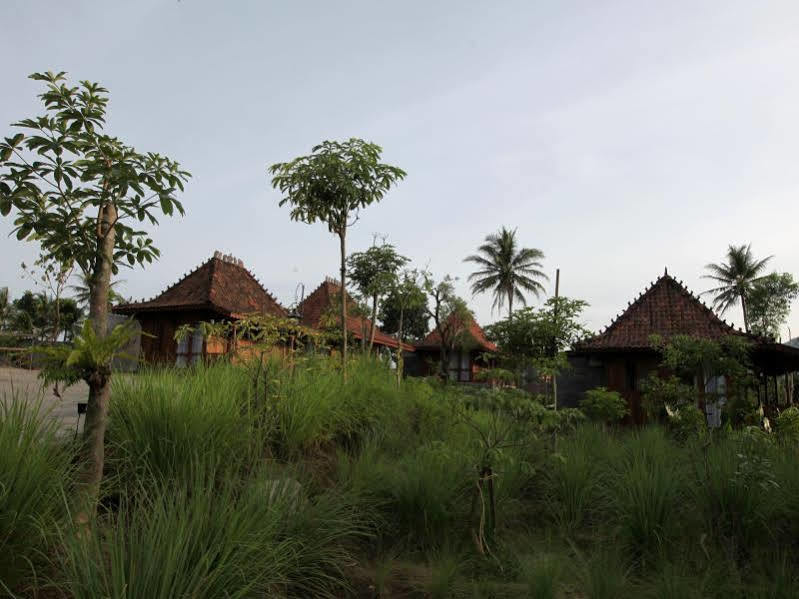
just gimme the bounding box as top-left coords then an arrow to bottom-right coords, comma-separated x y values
2,1 -> 798,338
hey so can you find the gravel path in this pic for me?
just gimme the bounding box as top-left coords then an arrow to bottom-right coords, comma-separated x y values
0,367 -> 87,436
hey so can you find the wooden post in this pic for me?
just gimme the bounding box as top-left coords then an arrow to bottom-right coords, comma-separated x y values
553,268 -> 560,411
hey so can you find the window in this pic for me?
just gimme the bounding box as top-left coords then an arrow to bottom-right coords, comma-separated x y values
625,361 -> 637,391
448,350 -> 471,382
176,324 -> 204,367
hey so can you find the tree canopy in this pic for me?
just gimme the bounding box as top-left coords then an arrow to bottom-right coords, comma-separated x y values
464,227 -> 547,317
703,243 -> 772,332
747,272 -> 799,339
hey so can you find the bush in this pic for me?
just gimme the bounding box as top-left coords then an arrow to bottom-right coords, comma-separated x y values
775,406 -> 799,443
667,404 -> 707,441
579,387 -> 629,424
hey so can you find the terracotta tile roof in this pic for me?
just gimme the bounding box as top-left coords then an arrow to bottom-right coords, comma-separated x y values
416,313 -> 498,352
574,270 -> 753,352
114,255 -> 287,318
298,278 -> 415,351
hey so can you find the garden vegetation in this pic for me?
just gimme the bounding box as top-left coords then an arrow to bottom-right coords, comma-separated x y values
3,356 -> 799,598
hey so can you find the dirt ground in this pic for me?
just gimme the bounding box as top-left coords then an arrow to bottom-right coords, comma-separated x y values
0,367 -> 87,436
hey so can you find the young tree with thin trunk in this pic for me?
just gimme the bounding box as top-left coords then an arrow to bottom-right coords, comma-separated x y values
21,256 -> 74,342
0,72 -> 190,515
384,269 -> 426,385
464,227 -> 547,318
347,241 -> 408,351
423,273 -> 472,379
269,139 -> 405,379
703,243 -> 772,332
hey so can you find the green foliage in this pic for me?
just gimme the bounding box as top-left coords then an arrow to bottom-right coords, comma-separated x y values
667,404 -> 707,441
641,374 -> 696,419
379,268 -> 429,342
0,71 -> 190,275
269,138 -> 406,237
703,243 -> 772,331
347,242 -> 408,305
6,356 -> 799,596
747,272 -> 799,338
56,469 -> 364,599
0,393 -> 74,591
38,318 -> 139,387
463,226 -> 548,317
579,387 -> 629,424
774,406 -> 799,443
107,364 -> 256,491
485,296 -> 590,375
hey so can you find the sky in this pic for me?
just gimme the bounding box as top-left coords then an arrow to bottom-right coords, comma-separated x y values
2,1 -> 799,338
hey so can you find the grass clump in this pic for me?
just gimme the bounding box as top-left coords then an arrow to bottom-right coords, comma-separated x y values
0,392 -> 74,593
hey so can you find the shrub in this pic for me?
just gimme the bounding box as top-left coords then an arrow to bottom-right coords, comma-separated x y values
641,374 -> 695,421
775,406 -> 799,443
579,387 -> 629,424
667,404 -> 707,441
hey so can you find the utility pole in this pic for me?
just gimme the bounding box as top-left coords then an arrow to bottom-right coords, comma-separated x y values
553,268 -> 560,411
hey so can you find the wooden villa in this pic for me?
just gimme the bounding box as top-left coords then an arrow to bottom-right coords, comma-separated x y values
565,269 -> 799,424
114,252 -> 287,365
411,314 -> 497,382
297,278 -> 415,353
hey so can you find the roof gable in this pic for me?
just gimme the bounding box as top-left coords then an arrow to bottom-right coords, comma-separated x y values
418,313 -> 497,352
298,278 -> 414,351
114,255 -> 286,318
576,271 -> 749,351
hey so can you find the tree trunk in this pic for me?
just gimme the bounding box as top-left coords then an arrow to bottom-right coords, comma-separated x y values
741,293 -> 750,333
396,308 -> 404,388
76,202 -> 116,520
368,294 -> 378,351
339,230 -> 348,381
52,291 -> 61,343
508,289 -> 513,320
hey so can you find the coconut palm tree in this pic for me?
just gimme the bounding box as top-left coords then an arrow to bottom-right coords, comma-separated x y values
70,274 -> 127,307
464,227 -> 548,318
703,243 -> 772,332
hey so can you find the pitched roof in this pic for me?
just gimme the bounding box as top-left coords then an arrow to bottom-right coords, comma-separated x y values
574,270 -> 752,352
114,255 -> 287,318
297,278 -> 415,351
416,313 -> 498,352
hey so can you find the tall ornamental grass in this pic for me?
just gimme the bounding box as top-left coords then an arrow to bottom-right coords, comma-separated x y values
56,464 -> 367,599
0,392 -> 74,593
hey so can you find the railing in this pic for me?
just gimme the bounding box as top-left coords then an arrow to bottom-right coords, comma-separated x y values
0,346 -> 36,369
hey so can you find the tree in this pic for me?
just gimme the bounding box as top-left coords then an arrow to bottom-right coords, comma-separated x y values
380,270 -> 429,342
485,296 -> 590,375
422,273 -> 473,379
347,241 -> 408,350
269,139 -> 406,378
11,291 -> 50,339
21,256 -> 74,342
0,72 -> 190,513
0,287 -> 9,330
381,269 -> 426,386
747,272 -> 799,339
70,272 -> 127,307
464,227 -> 547,318
703,244 -> 772,332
